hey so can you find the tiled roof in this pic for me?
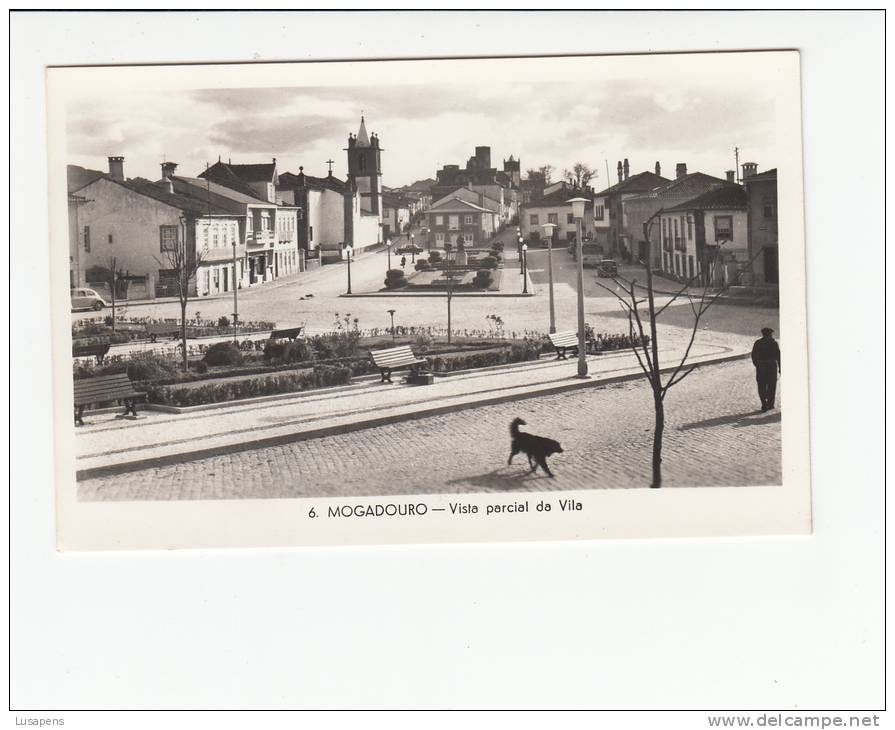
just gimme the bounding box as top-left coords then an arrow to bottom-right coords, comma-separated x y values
198,161 -> 276,195
744,168 -> 777,183
664,184 -> 747,212
594,171 -> 671,197
623,172 -> 728,202
114,177 -> 234,216
67,164 -> 106,193
525,187 -> 595,208
278,171 -> 346,194
428,196 -> 497,214
172,176 -> 271,210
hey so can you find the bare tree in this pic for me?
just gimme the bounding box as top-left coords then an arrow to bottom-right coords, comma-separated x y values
155,217 -> 205,371
564,162 -> 596,189
594,215 -> 747,488
538,164 -> 554,184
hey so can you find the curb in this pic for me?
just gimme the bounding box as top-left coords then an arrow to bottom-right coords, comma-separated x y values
76,351 -> 748,481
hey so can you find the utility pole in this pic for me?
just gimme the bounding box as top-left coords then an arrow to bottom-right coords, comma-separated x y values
734,146 -> 740,184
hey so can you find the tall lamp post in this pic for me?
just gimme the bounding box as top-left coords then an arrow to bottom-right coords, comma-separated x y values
541,222 -> 557,333
521,243 -> 529,294
567,197 -> 590,378
345,244 -> 353,295
410,233 -> 416,263
232,225 -> 239,344
517,234 -> 524,275
386,236 -> 392,271
387,309 -> 396,341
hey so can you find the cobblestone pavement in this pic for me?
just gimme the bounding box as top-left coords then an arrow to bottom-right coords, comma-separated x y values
79,360 -> 782,501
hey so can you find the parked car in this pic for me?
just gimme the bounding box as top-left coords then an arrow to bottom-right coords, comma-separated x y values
596,259 -> 619,277
395,243 -> 424,254
71,288 -> 108,311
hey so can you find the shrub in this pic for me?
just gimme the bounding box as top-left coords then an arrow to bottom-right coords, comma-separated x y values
146,365 -> 352,407
415,258 -> 429,270
264,339 -> 315,364
474,270 -> 493,287
384,269 -> 407,289
192,360 -> 209,374
429,250 -> 442,263
428,342 -> 541,373
127,352 -> 183,381
481,256 -> 498,270
203,342 -> 243,367
414,331 -> 434,352
217,315 -> 232,328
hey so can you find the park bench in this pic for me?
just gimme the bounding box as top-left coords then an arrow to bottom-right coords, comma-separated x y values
548,330 -> 591,360
72,373 -> 146,426
269,326 -> 304,341
72,342 -> 111,365
145,322 -> 181,343
370,345 -> 429,384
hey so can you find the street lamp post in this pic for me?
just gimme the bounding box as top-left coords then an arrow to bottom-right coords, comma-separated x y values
386,236 -> 392,271
517,235 -> 524,275
345,244 -> 353,295
232,229 -> 239,344
541,222 -> 557,333
567,197 -> 590,378
521,243 -> 529,294
387,309 -> 396,341
410,234 -> 415,263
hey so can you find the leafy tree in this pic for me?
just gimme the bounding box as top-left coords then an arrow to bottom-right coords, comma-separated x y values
564,162 -> 597,189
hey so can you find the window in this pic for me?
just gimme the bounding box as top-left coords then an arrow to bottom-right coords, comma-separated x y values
548,213 -> 558,225
159,225 -> 178,252
763,202 -> 775,219
434,215 -> 444,226
435,232 -> 445,243
359,154 -> 367,172
309,226 -> 314,242
530,214 -> 539,226
714,215 -> 733,241
567,213 -> 574,224
687,217 -> 693,240
212,226 -> 219,247
247,215 -> 253,232
448,215 -> 459,230
202,226 -> 210,248
464,214 -> 474,225
595,205 -> 605,221
83,226 -> 90,252
108,233 -> 113,245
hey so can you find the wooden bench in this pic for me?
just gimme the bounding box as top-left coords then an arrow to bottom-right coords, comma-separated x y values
72,373 -> 146,426
145,322 -> 181,343
72,342 -> 111,364
269,326 -> 304,341
548,330 -> 590,360
370,345 -> 429,384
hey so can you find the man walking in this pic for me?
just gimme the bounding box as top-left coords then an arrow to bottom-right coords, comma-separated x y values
751,327 -> 781,412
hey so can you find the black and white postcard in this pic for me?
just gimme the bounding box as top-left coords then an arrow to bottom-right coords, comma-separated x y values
47,50 -> 811,550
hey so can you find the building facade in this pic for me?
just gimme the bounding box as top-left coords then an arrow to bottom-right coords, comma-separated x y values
659,184 -> 749,286
520,187 -> 596,244
743,168 -> 778,286
426,196 -> 497,248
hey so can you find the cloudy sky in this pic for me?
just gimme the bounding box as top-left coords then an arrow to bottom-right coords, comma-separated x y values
65,72 -> 778,190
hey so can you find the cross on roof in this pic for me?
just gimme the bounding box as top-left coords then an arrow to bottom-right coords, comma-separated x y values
326,159 -> 335,175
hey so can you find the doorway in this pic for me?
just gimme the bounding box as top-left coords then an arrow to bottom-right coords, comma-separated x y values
763,246 -> 779,284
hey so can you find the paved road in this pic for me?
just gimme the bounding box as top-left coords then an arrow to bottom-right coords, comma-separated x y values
79,360 -> 782,501
73,241 -> 778,346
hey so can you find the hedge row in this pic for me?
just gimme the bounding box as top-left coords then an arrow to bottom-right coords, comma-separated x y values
428,342 -> 541,373
145,365 -> 352,407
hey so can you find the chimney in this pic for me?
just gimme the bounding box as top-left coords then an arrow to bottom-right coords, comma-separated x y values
726,170 -> 736,183
655,161 -> 661,177
742,162 -> 758,179
623,158 -> 629,180
617,161 -> 623,183
676,163 -> 687,179
108,156 -> 124,181
161,161 -> 178,179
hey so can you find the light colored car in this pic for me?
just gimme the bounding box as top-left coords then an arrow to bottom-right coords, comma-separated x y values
71,288 -> 108,311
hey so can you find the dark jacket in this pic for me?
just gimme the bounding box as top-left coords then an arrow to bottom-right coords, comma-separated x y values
751,336 -> 780,370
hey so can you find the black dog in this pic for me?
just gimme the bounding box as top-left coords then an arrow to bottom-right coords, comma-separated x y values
508,418 -> 563,477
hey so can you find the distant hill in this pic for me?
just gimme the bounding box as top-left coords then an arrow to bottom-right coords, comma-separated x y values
393,177 -> 436,193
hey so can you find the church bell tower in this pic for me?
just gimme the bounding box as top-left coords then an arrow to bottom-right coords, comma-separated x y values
345,116 -> 383,216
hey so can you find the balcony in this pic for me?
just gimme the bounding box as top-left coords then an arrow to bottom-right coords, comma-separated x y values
247,230 -> 274,247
